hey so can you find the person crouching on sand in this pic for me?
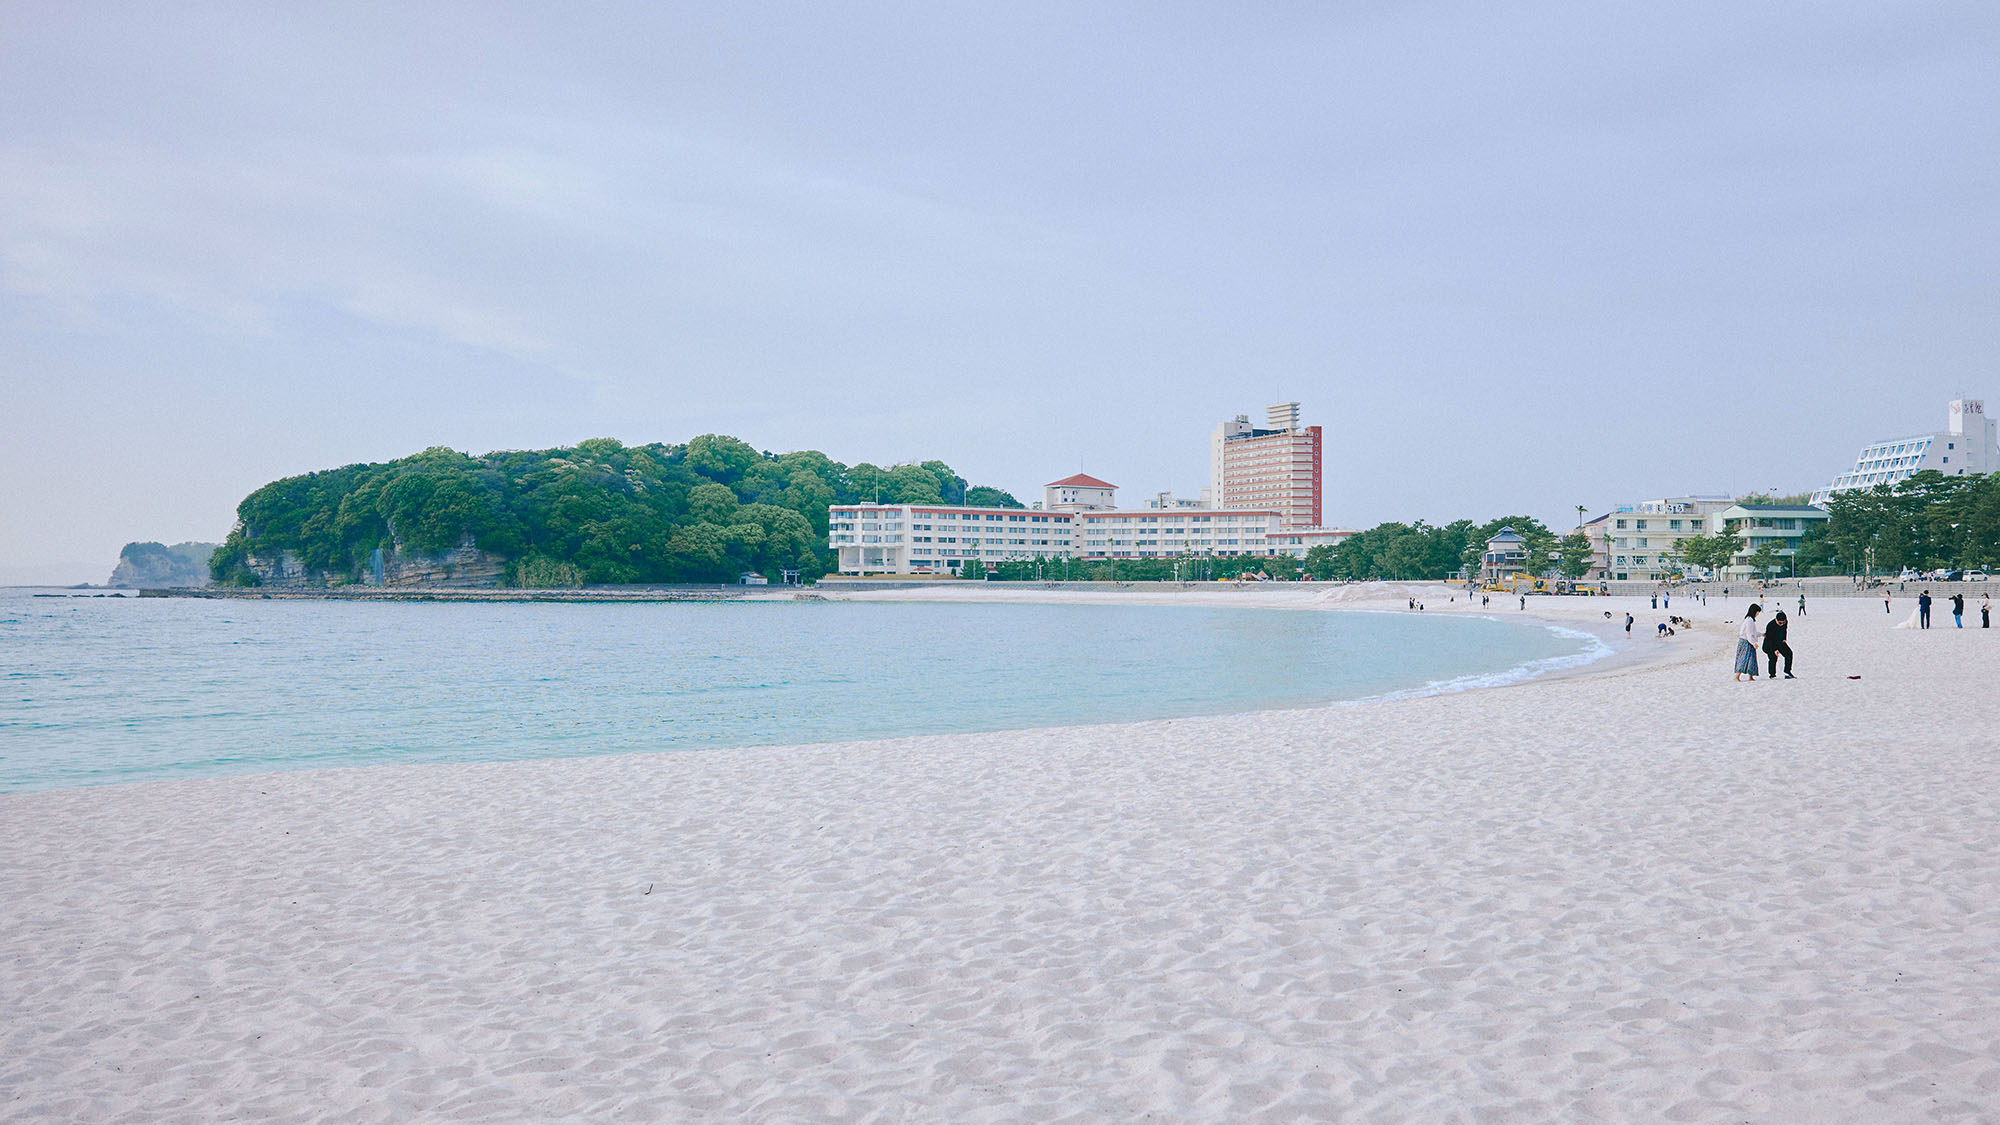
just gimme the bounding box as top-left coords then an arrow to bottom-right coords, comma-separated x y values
1763,610 -> 1794,679
1734,603 -> 1763,681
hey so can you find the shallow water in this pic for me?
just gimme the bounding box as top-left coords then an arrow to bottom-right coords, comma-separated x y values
0,591 -> 1598,792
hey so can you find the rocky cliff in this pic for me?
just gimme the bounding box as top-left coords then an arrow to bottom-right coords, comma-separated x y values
242,534 -> 506,588
109,542 -> 218,588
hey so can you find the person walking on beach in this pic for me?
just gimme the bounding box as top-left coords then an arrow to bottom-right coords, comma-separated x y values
1797,593 -> 1806,616
1519,595 -> 1525,610
1625,613 -> 1634,635
1919,590 -> 1932,629
1734,604 -> 1764,682
1983,595 -> 1991,629
1664,592 -> 1670,609
1951,592 -> 1965,628
1650,592 -> 1658,609
1763,610 -> 1794,679
1884,589 -> 1892,614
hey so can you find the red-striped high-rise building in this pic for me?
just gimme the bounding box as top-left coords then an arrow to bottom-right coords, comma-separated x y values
1208,402 -> 1322,528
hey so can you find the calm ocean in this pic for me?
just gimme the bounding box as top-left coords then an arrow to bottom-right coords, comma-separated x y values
0,590 -> 1603,793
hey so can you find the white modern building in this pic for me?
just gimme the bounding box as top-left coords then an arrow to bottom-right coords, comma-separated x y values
1268,527 -> 1360,555
1812,398 -> 1996,505
830,476 -> 1347,575
1072,507 -> 1287,560
1589,494 -> 1735,582
1043,473 -> 1119,512
829,503 -> 1078,575
1716,503 -> 1831,580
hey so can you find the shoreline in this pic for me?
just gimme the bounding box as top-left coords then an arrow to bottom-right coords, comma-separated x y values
5,593 -> 1998,1118
8,583 -> 1648,797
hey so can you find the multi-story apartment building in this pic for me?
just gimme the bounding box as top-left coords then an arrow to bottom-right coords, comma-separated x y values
828,504 -> 1078,575
829,476 -> 1342,575
1716,503 -> 1830,579
1268,527 -> 1359,555
1071,507 -> 1286,560
1587,495 -> 1735,582
1812,398 -> 1996,505
1210,402 -> 1323,527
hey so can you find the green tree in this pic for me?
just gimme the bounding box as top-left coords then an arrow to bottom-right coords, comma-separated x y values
1676,530 -> 1742,575
959,557 -> 986,580
683,434 -> 761,483
687,482 -> 739,525
1556,531 -> 1594,579
964,486 -> 1023,508
1746,541 -> 1783,579
884,464 -> 946,504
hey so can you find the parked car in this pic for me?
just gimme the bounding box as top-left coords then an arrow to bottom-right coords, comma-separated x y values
1967,571 -> 1991,581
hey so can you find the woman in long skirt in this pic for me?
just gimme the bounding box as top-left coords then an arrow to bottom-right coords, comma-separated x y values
1734,603 -> 1763,681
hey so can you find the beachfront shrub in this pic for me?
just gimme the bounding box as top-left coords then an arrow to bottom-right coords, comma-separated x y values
513,557 -> 586,588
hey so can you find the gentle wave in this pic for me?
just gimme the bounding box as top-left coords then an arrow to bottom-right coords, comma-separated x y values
1338,621 -> 1616,707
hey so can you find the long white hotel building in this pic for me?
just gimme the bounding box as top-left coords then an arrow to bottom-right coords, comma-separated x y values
1811,398 -> 1996,505
829,473 -> 1352,576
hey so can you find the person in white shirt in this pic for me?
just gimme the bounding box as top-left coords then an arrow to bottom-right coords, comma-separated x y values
1733,603 -> 1764,682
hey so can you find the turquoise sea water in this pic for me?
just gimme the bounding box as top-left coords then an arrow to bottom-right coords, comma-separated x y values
0,590 -> 1601,793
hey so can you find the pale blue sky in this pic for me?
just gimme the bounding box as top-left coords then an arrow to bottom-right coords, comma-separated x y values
3,3 -> 1996,581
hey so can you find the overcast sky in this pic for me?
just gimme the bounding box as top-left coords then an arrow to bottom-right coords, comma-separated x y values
3,3 -> 1996,582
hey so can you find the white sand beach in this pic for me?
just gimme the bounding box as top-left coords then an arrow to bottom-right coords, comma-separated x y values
5,587 -> 1999,1121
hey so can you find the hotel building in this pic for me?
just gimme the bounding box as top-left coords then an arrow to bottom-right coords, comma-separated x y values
1210,402 -> 1324,528
829,475 -> 1352,575
1812,398 -> 1996,505
828,504 -> 1078,575
1587,495 -> 1735,582
1716,503 -> 1830,580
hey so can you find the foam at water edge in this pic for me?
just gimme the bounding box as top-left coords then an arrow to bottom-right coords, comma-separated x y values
1336,622 -> 1615,707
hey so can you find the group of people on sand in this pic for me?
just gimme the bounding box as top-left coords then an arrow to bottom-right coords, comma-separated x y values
1733,603 -> 1795,681
1910,589 -> 1990,629
1884,588 -> 1992,628
1736,589 -> 1994,680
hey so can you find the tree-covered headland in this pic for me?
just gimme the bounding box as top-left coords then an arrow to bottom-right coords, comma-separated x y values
210,435 -> 1021,586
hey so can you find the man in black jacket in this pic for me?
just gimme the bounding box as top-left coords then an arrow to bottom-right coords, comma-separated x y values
1919,590 -> 1932,629
1763,611 -> 1794,678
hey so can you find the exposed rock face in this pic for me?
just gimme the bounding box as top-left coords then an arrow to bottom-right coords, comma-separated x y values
242,535 -> 505,588
109,542 -> 218,588
244,552 -> 312,586
376,539 -> 507,587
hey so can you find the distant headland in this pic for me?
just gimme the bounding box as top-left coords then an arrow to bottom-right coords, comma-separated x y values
206,435 -> 1018,589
